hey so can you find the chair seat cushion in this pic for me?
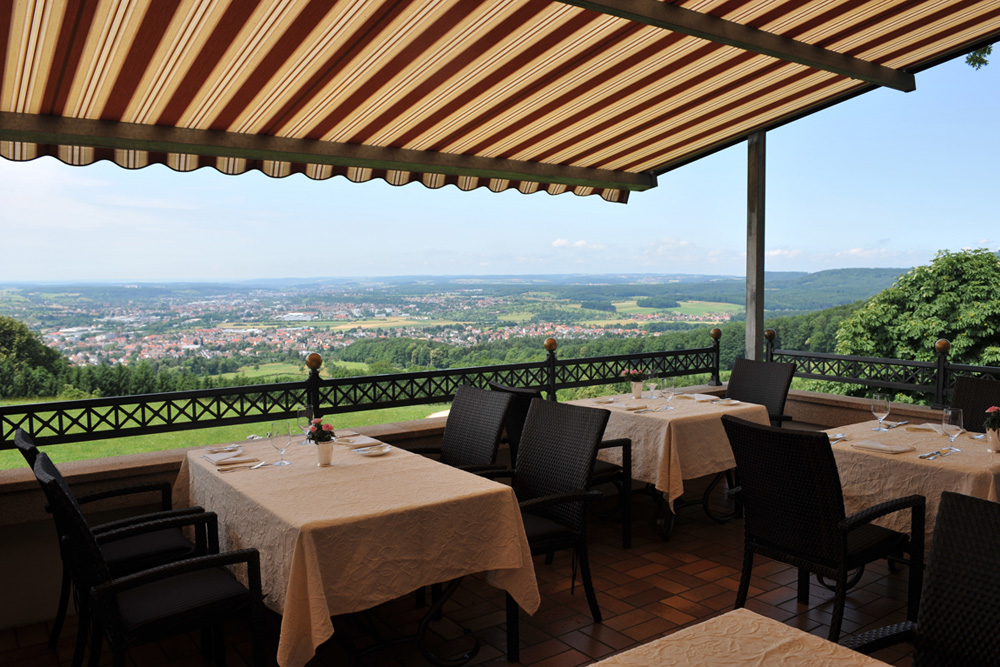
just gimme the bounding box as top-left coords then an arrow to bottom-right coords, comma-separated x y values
846,523 -> 909,568
521,512 -> 578,553
591,459 -> 620,482
102,528 -> 196,575
116,568 -> 251,636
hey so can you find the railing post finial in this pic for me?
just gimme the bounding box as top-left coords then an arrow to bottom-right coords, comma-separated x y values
933,338 -> 951,409
708,328 -> 722,386
544,338 -> 558,401
764,329 -> 776,363
306,353 -> 323,418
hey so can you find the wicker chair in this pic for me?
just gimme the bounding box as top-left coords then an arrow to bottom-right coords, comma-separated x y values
33,451 -> 264,667
14,429 -> 203,654
843,491 -> 1000,665
725,358 -> 796,426
412,385 -> 512,472
487,381 -> 633,549
721,415 -> 925,641
950,375 -> 1000,433
487,399 -> 609,662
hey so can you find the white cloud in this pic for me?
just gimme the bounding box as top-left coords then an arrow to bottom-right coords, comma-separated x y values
552,239 -> 570,247
552,239 -> 604,250
766,248 -> 802,258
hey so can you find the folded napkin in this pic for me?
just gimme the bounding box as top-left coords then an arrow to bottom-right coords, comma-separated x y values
623,405 -> 647,411
674,393 -> 719,402
206,444 -> 242,454
714,398 -> 740,406
851,440 -> 916,454
213,456 -> 260,466
203,451 -> 247,464
591,397 -> 616,404
906,423 -> 946,435
335,434 -> 380,447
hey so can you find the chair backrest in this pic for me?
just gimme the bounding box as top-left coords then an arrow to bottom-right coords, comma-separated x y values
14,428 -> 39,467
950,375 -> 1000,433
916,491 -> 1000,665
440,385 -> 513,468
721,415 -> 847,565
513,399 -> 609,530
725,358 -> 796,426
32,452 -> 112,590
487,381 -> 544,465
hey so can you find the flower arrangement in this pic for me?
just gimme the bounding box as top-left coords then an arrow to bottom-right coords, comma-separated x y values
620,369 -> 649,383
307,418 -> 335,443
984,406 -> 1000,433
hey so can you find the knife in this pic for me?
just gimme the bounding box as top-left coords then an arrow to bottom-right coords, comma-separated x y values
887,421 -> 910,429
918,450 -> 941,459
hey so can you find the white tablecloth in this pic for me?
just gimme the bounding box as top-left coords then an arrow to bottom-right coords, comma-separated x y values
591,608 -> 889,665
176,439 -> 540,667
830,420 -> 1000,541
569,394 -> 770,508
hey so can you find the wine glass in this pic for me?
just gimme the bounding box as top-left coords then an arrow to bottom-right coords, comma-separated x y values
871,393 -> 891,431
646,381 -> 658,399
663,380 -> 677,410
942,407 -> 963,451
270,421 -> 292,466
295,405 -> 313,444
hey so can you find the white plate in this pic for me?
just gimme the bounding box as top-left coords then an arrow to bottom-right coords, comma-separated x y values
352,444 -> 392,457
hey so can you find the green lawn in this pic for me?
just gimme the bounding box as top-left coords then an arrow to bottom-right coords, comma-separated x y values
0,403 -> 447,470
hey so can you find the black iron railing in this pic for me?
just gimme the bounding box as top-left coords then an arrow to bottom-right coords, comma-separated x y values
765,332 -> 1000,408
1,334 -> 723,447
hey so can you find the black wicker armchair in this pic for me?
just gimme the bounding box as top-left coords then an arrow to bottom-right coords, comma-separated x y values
411,384 -> 512,472
485,398 -> 609,663
33,452 -> 264,667
487,381 -> 633,549
15,429 -> 204,653
725,358 -> 796,426
843,491 -> 1000,665
950,375 -> 1000,433
721,415 -> 925,641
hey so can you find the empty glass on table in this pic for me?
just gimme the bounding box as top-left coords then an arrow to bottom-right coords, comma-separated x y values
942,407 -> 964,451
871,393 -> 891,431
270,421 -> 293,465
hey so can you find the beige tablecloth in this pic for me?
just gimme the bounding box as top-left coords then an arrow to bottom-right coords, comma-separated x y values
176,440 -> 540,667
830,421 -> 1000,541
591,608 -> 889,665
569,394 -> 769,508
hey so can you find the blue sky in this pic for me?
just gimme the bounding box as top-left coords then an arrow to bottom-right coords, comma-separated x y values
1,55 -> 997,283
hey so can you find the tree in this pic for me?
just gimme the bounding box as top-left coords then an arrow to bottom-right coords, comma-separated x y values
967,45 -> 992,69
0,315 -> 68,399
835,249 -> 1000,365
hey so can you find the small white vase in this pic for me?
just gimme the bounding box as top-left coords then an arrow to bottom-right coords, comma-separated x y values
317,440 -> 333,466
631,382 -> 643,399
988,429 -> 999,453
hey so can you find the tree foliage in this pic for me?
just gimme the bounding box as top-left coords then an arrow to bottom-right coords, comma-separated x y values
0,315 -> 68,399
966,45 -> 992,70
835,249 -> 1000,365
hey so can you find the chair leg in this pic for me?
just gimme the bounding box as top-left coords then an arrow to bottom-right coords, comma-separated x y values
797,567 -> 810,604
87,619 -> 103,667
735,548 -> 754,608
828,575 -> 848,641
213,625 -> 226,665
201,627 -> 213,661
50,563 -> 72,649
575,541 -> 602,623
71,603 -> 90,667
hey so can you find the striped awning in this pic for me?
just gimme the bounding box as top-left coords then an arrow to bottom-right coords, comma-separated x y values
2,1 -> 999,203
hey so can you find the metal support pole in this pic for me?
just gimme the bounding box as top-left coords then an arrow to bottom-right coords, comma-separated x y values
544,338 -> 558,401
305,353 -> 323,418
933,339 -> 951,409
708,328 -> 722,386
746,131 -> 766,361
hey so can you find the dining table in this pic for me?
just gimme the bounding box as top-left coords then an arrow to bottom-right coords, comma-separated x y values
174,435 -> 540,667
829,420 -> 1000,541
568,391 -> 770,538
589,608 -> 890,665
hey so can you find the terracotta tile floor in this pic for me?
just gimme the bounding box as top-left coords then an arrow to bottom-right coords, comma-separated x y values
3,478 -> 915,666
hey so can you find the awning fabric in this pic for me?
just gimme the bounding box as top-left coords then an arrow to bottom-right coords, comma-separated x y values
2,0 -> 999,203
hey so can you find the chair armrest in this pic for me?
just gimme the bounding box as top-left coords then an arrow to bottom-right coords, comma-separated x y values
770,414 -> 793,427
92,548 -> 262,599
519,490 -> 603,512
840,494 -> 925,532
76,481 -> 173,511
457,463 -> 507,473
95,511 -> 220,555
92,506 -> 205,534
598,438 -> 630,451
841,621 -> 917,654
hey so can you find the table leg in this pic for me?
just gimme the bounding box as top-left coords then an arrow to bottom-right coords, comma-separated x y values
416,577 -> 480,667
505,592 -> 519,663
